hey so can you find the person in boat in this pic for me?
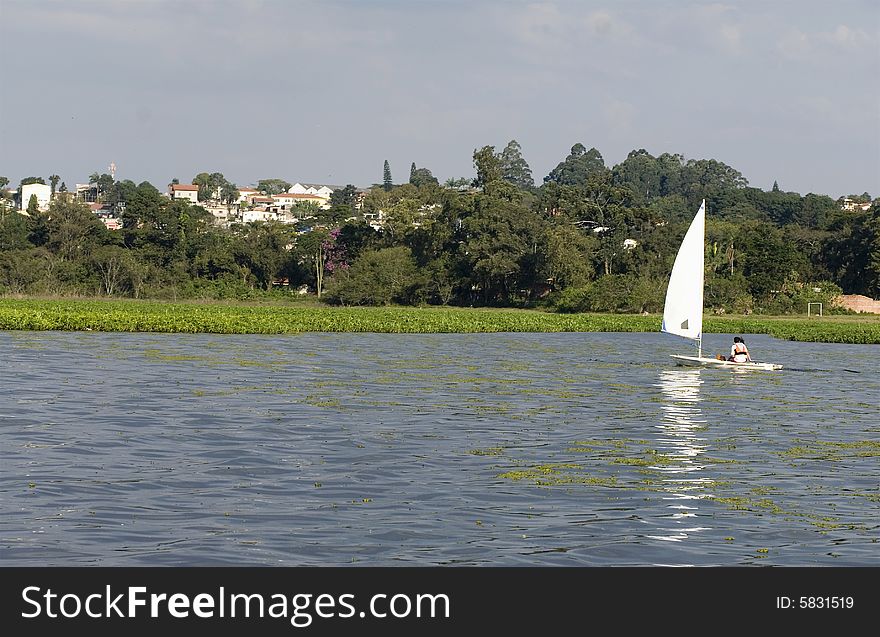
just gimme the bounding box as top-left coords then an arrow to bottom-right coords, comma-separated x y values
728,336 -> 751,363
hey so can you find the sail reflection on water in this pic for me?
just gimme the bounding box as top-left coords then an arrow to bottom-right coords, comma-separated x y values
647,369 -> 713,544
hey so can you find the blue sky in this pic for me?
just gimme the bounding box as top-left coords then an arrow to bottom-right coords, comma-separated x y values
1,0 -> 877,198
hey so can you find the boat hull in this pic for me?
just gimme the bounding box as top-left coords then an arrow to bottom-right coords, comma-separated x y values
670,355 -> 783,371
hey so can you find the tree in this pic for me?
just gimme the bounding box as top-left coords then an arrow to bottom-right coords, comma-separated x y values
296,229 -> 331,298
611,149 -> 662,203
544,144 -> 606,186
772,180 -> 780,192
326,246 -> 422,305
462,185 -> 542,303
40,197 -> 109,262
220,182 -> 240,211
0,208 -> 31,251
193,172 -> 213,201
383,160 -> 393,191
89,173 -> 115,202
499,140 -> 534,190
20,177 -> 46,186
59,182 -> 68,193
27,194 -> 39,215
472,146 -> 502,187
409,167 -> 439,188
444,177 -> 471,189
0,176 -> 8,192
49,175 -> 61,196
92,245 -> 134,296
823,207 -> 880,297
231,221 -> 295,289
257,179 -> 292,196
539,224 -> 596,289
0,248 -> 49,293
329,184 -> 358,208
410,162 -> 417,183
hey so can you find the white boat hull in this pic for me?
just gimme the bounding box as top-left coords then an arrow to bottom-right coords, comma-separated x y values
670,355 -> 783,371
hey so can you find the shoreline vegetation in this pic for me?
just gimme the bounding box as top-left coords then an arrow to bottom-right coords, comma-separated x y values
0,298 -> 878,344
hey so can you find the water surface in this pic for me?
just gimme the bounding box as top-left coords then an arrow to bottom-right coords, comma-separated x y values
1,331 -> 878,566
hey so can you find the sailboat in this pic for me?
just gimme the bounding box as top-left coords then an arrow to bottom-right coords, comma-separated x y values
661,199 -> 782,371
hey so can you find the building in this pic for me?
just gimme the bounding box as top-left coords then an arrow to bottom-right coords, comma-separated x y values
841,198 -> 872,212
287,183 -> 335,208
272,192 -> 327,209
169,184 -> 199,203
237,187 -> 259,204
20,183 -> 51,212
76,183 -> 98,202
242,209 -> 279,223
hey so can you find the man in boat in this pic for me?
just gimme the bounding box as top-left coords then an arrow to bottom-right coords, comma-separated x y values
728,336 -> 751,363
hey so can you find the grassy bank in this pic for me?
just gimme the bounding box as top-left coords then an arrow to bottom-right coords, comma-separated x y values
0,298 -> 878,343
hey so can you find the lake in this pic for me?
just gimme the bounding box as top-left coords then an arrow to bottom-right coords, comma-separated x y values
1,331 -> 878,566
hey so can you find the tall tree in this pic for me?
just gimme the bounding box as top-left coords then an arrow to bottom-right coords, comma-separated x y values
544,144 -> 606,186
383,160 -> 393,191
462,184 -> 542,303
27,194 -> 39,215
220,182 -> 240,211
49,175 -> 61,196
472,146 -> 502,187
499,140 -> 534,189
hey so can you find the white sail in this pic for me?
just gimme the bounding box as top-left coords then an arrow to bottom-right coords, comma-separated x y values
662,200 -> 705,341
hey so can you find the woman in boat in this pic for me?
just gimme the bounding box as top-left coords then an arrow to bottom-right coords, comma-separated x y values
729,336 -> 751,363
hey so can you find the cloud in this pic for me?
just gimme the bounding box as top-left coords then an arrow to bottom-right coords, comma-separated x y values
505,2 -> 567,49
777,29 -> 811,59
822,24 -> 871,49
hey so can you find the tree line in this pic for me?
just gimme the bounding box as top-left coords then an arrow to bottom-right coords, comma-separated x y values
0,141 -> 877,314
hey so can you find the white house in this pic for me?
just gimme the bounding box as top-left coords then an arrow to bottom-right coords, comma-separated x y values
841,197 -> 872,212
243,209 -> 279,223
237,187 -> 259,204
287,183 -> 313,195
169,184 -> 199,203
20,183 -> 51,212
273,192 -> 328,209
288,183 -> 334,206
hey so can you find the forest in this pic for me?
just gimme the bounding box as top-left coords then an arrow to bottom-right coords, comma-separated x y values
1,142 -> 877,315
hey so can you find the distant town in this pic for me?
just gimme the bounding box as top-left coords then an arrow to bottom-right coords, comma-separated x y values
0,144 -> 877,313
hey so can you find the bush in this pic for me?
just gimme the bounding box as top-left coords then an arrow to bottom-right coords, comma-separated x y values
553,275 -> 665,313
325,247 -> 424,306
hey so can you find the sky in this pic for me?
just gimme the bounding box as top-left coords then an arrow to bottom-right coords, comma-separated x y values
1,0 -> 878,198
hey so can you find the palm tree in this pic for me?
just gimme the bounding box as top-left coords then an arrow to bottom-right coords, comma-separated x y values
49,174 -> 60,197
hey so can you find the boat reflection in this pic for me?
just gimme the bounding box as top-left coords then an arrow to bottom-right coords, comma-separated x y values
646,369 -> 713,547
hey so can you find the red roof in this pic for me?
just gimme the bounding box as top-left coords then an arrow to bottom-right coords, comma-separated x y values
171,184 -> 199,191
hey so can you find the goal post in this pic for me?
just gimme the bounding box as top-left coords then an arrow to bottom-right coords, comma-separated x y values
807,302 -> 823,317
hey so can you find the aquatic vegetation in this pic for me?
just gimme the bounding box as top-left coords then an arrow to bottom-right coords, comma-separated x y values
779,440 -> 880,461
468,448 -> 504,456
0,299 -> 878,343
497,463 -> 619,487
